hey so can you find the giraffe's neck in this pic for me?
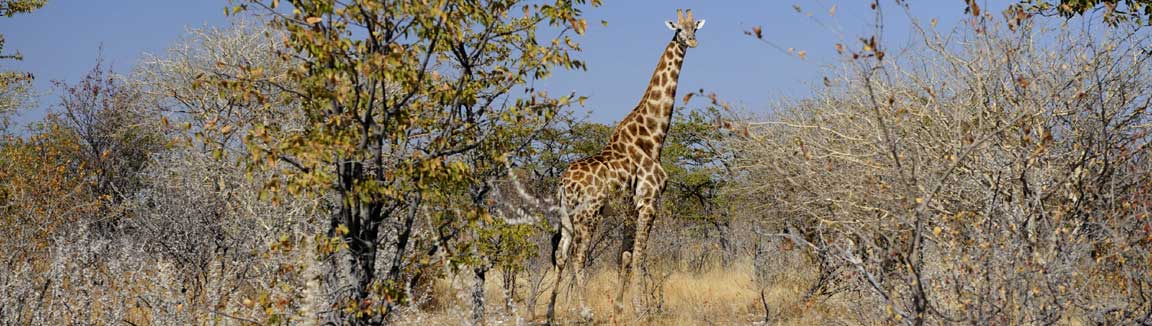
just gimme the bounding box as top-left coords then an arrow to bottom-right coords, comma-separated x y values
609,39 -> 687,158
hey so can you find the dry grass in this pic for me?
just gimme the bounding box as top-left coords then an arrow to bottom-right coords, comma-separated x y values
399,257 -> 874,325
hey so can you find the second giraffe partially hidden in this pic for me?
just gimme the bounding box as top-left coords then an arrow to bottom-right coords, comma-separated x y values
546,8 -> 705,324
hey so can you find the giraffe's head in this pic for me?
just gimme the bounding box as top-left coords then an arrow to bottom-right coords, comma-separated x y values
665,9 -> 705,48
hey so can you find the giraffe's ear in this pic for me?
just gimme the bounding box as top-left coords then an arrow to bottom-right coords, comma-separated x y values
665,20 -> 678,31
695,19 -> 706,30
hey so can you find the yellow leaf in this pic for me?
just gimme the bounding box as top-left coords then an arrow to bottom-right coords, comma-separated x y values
306,16 -> 322,25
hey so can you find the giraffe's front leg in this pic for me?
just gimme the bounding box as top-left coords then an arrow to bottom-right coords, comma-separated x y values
621,166 -> 665,318
629,199 -> 658,316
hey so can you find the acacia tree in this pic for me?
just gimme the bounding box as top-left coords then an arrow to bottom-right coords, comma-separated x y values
54,60 -> 163,224
224,0 -> 599,323
658,107 -> 736,265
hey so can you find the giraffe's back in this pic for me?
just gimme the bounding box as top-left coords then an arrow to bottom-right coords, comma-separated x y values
562,150 -> 637,210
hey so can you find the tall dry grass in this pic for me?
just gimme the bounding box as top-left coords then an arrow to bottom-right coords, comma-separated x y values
399,258 -> 878,325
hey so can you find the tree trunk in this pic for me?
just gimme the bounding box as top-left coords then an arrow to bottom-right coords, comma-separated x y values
472,267 -> 488,325
335,161 -> 390,325
713,218 -> 734,266
344,202 -> 383,325
502,267 -> 517,314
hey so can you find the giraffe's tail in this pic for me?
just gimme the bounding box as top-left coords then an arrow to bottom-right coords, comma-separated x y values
550,220 -> 564,267
552,187 -> 574,268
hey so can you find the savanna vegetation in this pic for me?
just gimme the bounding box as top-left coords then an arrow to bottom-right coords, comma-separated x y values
2,0 -> 1151,325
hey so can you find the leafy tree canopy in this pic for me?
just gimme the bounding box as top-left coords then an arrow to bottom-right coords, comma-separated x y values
0,0 -> 43,17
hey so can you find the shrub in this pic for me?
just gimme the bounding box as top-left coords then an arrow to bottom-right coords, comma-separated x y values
731,16 -> 1152,324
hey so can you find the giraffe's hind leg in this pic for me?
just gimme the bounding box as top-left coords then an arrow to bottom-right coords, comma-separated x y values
547,191 -> 604,324
569,202 -> 603,321
546,242 -> 567,325
614,220 -> 635,316
546,193 -> 575,325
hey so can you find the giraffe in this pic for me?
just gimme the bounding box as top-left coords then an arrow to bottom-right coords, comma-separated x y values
546,8 -> 704,323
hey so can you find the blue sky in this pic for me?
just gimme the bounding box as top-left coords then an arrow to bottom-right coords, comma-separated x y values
0,1 -> 1003,126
